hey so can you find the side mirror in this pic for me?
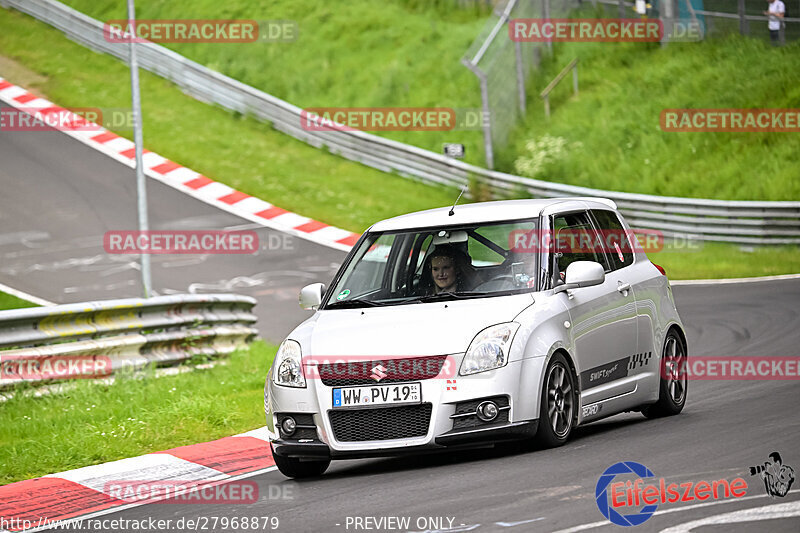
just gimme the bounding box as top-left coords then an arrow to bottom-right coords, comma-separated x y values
554,261 -> 605,294
299,283 -> 325,310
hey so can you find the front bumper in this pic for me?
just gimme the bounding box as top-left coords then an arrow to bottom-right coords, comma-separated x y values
271,420 -> 538,459
266,357 -> 547,458
434,420 -> 538,446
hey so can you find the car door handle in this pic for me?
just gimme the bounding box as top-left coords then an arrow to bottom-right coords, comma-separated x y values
617,282 -> 631,294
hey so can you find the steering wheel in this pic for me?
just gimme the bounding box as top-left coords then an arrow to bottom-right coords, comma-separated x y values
474,274 -> 516,292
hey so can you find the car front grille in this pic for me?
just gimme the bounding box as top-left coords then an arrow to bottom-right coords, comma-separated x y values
328,404 -> 433,442
318,355 -> 449,387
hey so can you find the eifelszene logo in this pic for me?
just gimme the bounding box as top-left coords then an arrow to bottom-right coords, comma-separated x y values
596,462 -> 658,526
595,461 -> 748,527
749,452 -> 795,498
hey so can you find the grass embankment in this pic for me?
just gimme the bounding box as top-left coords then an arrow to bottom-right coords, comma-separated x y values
0,291 -> 37,311
57,0 -> 800,202
0,6 -> 796,278
0,341 -> 277,485
646,241 -> 799,279
58,0 -> 489,165
502,18 -> 800,201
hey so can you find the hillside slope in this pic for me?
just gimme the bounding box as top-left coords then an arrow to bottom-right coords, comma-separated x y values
501,34 -> 800,201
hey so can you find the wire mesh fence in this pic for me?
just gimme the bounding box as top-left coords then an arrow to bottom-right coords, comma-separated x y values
602,0 -> 800,43
462,0 -> 583,169
697,0 -> 800,43
462,0 -> 799,168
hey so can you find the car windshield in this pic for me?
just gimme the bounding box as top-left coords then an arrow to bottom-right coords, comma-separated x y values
323,218 -> 543,308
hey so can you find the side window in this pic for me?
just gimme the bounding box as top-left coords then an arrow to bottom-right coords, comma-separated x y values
590,210 -> 634,270
470,224 -> 519,265
551,211 -> 610,282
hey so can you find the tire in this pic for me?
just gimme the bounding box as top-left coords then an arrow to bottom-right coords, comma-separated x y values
272,446 -> 330,478
643,330 -> 687,419
533,352 -> 576,448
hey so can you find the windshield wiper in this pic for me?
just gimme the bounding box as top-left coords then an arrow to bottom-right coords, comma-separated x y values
414,291 -> 491,303
325,298 -> 387,309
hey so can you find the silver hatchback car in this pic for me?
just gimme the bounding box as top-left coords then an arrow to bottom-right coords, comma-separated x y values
265,198 -> 687,478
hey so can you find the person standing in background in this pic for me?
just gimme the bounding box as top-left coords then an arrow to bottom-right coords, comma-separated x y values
764,0 -> 786,45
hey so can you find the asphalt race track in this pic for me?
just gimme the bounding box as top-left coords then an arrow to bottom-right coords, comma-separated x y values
0,102 -> 344,342
1,104 -> 798,532
68,280 -> 799,533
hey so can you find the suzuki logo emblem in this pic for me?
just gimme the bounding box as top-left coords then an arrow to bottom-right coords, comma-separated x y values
370,364 -> 387,382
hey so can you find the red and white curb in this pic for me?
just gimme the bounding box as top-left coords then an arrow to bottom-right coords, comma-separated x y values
0,77 -> 361,253
0,427 -> 275,532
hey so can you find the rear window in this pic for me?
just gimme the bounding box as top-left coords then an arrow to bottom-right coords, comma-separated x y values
591,209 -> 634,270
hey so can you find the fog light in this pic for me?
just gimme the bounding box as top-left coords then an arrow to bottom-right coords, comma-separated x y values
281,417 -> 296,437
476,401 -> 499,422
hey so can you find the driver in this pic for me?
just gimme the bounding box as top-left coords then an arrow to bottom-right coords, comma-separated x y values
419,244 -> 477,295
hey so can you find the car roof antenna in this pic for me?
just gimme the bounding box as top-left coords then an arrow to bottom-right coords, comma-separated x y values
448,187 -> 466,217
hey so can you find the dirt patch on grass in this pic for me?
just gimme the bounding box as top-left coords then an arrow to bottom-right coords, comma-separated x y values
0,55 -> 48,96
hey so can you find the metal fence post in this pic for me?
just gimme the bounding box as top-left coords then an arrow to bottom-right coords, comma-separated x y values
544,0 -> 552,53
661,0 -> 674,46
127,0 -> 152,299
462,58 -> 494,170
514,39 -> 526,114
540,58 -> 579,120
478,73 -> 494,169
738,0 -> 748,35
619,0 -> 626,18
572,64 -> 579,95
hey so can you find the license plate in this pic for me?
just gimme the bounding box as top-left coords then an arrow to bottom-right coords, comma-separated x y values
332,383 -> 421,408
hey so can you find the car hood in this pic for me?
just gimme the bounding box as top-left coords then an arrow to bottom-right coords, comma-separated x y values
298,293 -> 534,358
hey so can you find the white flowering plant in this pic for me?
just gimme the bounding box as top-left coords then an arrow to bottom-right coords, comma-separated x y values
513,135 -> 581,180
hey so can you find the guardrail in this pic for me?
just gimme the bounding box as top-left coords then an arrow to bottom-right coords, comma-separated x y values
3,0 -> 799,244
0,294 -> 258,389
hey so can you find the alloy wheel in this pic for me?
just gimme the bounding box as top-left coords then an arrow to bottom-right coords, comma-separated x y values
546,363 -> 573,438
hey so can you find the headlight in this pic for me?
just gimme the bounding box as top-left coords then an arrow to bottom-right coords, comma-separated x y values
272,339 -> 306,388
459,323 -> 520,376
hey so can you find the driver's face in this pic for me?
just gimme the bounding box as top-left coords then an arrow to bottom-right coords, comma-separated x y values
431,257 -> 456,292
